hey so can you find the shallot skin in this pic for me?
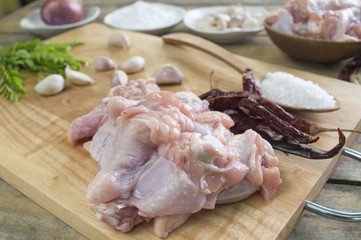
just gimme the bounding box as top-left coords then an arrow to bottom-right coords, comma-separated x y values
41,0 -> 84,25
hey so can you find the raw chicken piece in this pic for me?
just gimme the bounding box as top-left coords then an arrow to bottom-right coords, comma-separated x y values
67,78 -> 160,144
266,0 -> 361,41
86,92 -> 197,204
347,22 -> 361,39
320,7 -> 361,40
108,77 -> 160,99
294,0 -> 360,14
216,179 -> 259,204
153,214 -> 192,238
226,129 -> 281,203
266,8 -> 294,35
67,104 -> 106,144
70,81 -> 281,238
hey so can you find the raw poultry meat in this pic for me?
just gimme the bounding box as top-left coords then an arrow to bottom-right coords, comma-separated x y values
68,78 -> 282,238
67,78 -> 160,144
266,0 -> 361,41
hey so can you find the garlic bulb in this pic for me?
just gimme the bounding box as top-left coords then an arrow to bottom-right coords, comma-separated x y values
118,56 -> 145,74
94,56 -> 116,71
34,74 -> 64,96
111,70 -> 128,87
152,65 -> 184,85
65,65 -> 95,85
108,32 -> 131,49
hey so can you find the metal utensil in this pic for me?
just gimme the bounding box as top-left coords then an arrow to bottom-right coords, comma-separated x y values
305,200 -> 361,222
304,146 -> 361,222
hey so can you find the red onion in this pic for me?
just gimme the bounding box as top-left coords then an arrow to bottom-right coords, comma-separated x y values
41,0 -> 84,25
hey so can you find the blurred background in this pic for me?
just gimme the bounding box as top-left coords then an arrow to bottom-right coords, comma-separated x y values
0,0 -> 34,18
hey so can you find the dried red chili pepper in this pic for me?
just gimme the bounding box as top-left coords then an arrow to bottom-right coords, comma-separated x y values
201,69 -> 340,136
243,72 -> 314,134
338,53 -> 361,81
264,128 -> 345,159
199,69 -> 346,159
209,95 -> 317,144
200,88 -> 313,135
227,109 -> 345,159
242,69 -> 260,95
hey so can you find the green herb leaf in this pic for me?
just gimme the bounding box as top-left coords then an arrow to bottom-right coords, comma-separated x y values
0,39 -> 88,102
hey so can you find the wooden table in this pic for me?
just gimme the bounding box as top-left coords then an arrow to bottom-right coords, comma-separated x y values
0,1 -> 360,239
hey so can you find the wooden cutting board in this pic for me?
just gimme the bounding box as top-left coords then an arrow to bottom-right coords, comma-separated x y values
1,23 -> 361,240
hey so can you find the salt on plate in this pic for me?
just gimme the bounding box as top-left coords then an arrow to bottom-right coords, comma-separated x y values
259,72 -> 336,109
103,1 -> 185,34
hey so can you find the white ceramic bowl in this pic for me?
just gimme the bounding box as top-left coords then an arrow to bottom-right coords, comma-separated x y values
103,2 -> 185,35
183,6 -> 268,43
20,6 -> 100,38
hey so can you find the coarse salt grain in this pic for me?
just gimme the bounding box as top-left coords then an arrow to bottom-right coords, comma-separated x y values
259,72 -> 335,109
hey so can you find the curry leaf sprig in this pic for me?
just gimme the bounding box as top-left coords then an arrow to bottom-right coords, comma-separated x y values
0,39 -> 88,101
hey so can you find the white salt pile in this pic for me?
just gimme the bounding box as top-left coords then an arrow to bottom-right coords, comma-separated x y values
259,72 -> 335,109
113,1 -> 182,30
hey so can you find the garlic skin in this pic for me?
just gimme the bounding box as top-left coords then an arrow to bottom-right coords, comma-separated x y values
108,32 -> 131,49
118,56 -> 145,74
152,65 -> 184,85
111,70 -> 128,87
94,56 -> 116,71
34,74 -> 64,96
65,65 -> 95,85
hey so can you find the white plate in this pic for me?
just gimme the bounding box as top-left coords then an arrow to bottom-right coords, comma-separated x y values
184,6 -> 268,43
103,1 -> 185,35
20,6 -> 100,38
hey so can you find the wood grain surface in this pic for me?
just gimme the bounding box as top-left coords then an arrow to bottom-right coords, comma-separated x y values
1,23 -> 361,240
1,1 -> 361,240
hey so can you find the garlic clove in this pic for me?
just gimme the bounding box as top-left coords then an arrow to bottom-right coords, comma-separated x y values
118,56 -> 145,74
65,65 -> 95,85
108,32 -> 131,49
111,70 -> 128,87
34,74 -> 65,96
152,65 -> 184,85
94,56 -> 116,71
215,13 -> 231,30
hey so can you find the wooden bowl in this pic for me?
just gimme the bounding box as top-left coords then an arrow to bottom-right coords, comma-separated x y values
264,23 -> 361,63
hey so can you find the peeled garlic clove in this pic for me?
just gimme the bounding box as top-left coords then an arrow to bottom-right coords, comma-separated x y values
152,65 -> 184,85
215,13 -> 231,30
65,65 -> 95,85
118,56 -> 145,74
111,70 -> 128,87
94,56 -> 116,71
34,74 -> 64,96
108,32 -> 131,49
